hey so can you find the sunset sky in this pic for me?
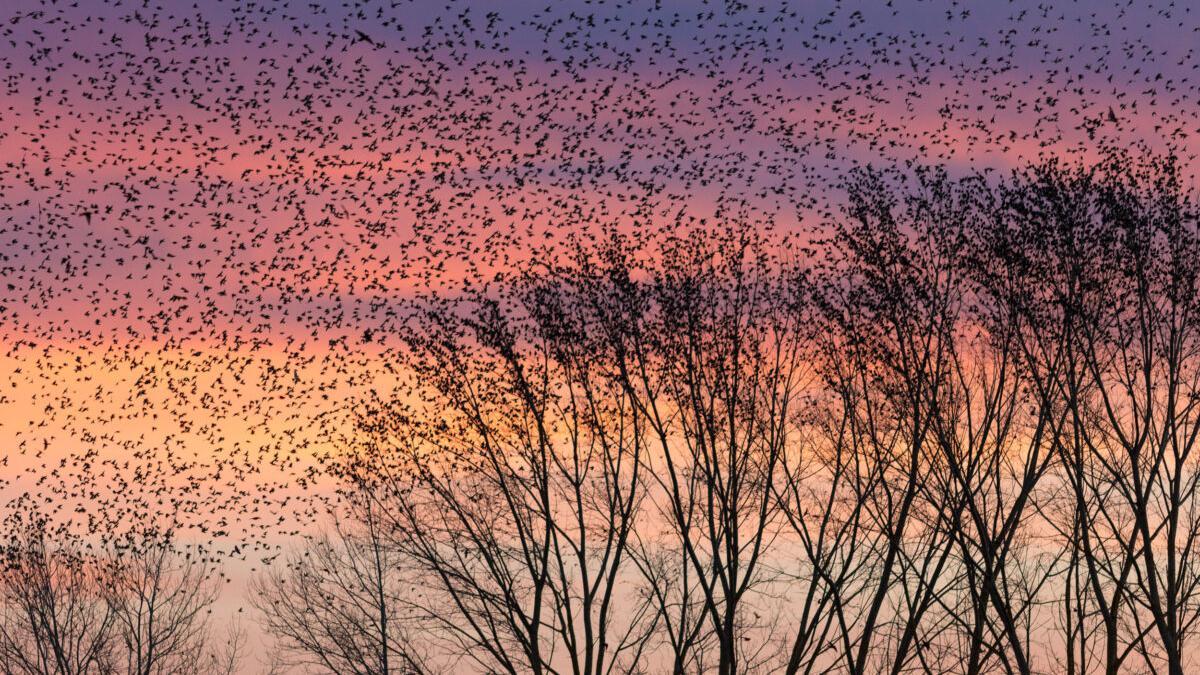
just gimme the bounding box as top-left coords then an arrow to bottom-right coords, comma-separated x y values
3,0 -> 1200,647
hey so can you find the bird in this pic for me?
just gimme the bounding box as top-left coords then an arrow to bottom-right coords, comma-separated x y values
0,0 -> 1198,669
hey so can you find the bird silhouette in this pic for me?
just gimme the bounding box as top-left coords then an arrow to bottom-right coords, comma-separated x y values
0,0 -> 1197,663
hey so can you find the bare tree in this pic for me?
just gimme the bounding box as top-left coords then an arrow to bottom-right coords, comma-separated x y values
349,232 -> 658,675
805,170 -> 968,675
338,223 -> 816,674
976,155 -> 1200,675
607,225 -> 814,675
0,516 -> 115,675
251,492 -> 431,675
297,150 -> 1200,675
102,533 -> 228,675
0,509 -> 239,675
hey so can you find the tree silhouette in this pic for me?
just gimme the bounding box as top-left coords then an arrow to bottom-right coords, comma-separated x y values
0,510 -> 238,675
251,491 -> 431,675
310,151 -> 1200,674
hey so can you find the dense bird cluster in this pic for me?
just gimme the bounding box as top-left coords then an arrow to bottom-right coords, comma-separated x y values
0,0 -> 1198,621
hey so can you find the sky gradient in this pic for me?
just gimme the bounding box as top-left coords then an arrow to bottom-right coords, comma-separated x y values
3,0 -> 1200,640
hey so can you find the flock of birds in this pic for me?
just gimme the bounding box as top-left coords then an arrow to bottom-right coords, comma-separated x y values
0,0 -> 1198,565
